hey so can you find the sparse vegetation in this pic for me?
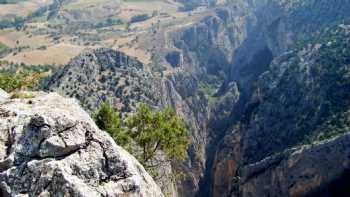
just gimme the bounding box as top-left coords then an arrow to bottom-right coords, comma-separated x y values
0,42 -> 9,55
95,18 -> 124,29
129,14 -> 150,24
199,82 -> 219,104
0,0 -> 26,4
293,25 -> 350,145
10,91 -> 35,99
0,61 -> 55,74
0,61 -> 55,92
178,0 -> 202,12
37,45 -> 47,50
151,63 -> 166,76
0,73 -> 42,92
0,16 -> 25,29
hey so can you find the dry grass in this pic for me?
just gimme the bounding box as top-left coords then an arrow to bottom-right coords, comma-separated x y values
0,0 -> 52,18
104,35 -> 151,64
117,46 -> 151,65
0,31 -> 52,48
10,91 -> 35,99
118,0 -> 180,20
2,43 -> 88,65
0,0 -> 204,67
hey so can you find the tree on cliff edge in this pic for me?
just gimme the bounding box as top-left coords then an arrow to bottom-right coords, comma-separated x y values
94,102 -> 189,172
127,103 -> 189,167
93,102 -> 130,147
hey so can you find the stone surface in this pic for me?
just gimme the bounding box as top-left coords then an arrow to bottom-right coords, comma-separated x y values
44,1 -> 350,196
215,22 -> 350,197
46,47 -> 211,197
0,92 -> 163,197
0,89 -> 8,103
47,48 -> 160,114
238,133 -> 350,197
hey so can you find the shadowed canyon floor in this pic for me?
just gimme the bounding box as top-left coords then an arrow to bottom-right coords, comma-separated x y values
1,0 -> 350,197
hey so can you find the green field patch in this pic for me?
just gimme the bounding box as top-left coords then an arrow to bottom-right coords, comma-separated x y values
0,0 -> 26,4
0,42 -> 9,54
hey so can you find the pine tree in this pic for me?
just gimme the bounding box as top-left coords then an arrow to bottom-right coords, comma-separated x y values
93,102 -> 189,173
93,102 -> 130,147
127,103 -> 189,166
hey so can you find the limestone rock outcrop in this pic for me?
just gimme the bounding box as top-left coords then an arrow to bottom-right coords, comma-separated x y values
0,91 -> 163,197
238,133 -> 350,197
44,1 -> 350,196
212,22 -> 350,197
47,48 -> 160,114
0,89 -> 8,102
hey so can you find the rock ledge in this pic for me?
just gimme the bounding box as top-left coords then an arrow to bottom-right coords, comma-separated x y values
0,91 -> 163,197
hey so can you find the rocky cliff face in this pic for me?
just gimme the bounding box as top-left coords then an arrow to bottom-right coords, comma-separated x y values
46,48 -> 209,197
45,0 -> 350,196
0,91 -> 163,197
46,2 -> 256,195
238,132 -> 350,197
47,48 -> 160,114
136,0 -> 350,196
212,15 -> 350,197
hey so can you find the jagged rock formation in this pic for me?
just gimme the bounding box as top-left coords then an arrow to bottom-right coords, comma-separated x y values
148,0 -> 350,196
238,133 -> 350,197
161,72 -> 210,197
45,0 -> 350,197
47,48 -> 210,197
47,48 -> 160,113
0,91 -> 163,197
212,17 -> 350,197
46,2 -> 256,195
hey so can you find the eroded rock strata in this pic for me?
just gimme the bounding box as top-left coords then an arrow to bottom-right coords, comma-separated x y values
0,91 -> 163,197
46,0 -> 350,196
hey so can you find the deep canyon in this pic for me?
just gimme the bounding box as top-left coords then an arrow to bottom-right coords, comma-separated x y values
1,0 -> 350,196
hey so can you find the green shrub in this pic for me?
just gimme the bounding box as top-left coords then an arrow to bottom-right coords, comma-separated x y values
0,0 -> 26,4
93,102 -> 130,147
0,42 -> 9,54
129,14 -> 150,24
127,103 -> 189,166
0,62 -> 55,91
178,0 -> 202,11
0,74 -> 25,92
0,72 -> 52,92
95,17 -> 124,28
93,102 -> 189,174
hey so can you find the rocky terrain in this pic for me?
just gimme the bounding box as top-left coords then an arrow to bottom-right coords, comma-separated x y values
46,0 -> 350,196
47,48 -> 160,113
237,132 -> 350,197
3,0 -> 350,197
47,47 -> 210,197
0,90 -> 163,196
208,5 -> 350,197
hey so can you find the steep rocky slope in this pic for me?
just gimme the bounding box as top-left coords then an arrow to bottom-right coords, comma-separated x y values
0,91 -> 163,196
212,18 -> 350,197
47,48 -> 160,113
45,10 -> 244,192
237,133 -> 350,197
47,48 -> 210,197
45,0 -> 350,197
166,0 -> 350,195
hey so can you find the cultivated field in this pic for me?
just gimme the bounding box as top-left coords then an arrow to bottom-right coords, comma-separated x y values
0,0 -> 206,66
0,0 -> 52,18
